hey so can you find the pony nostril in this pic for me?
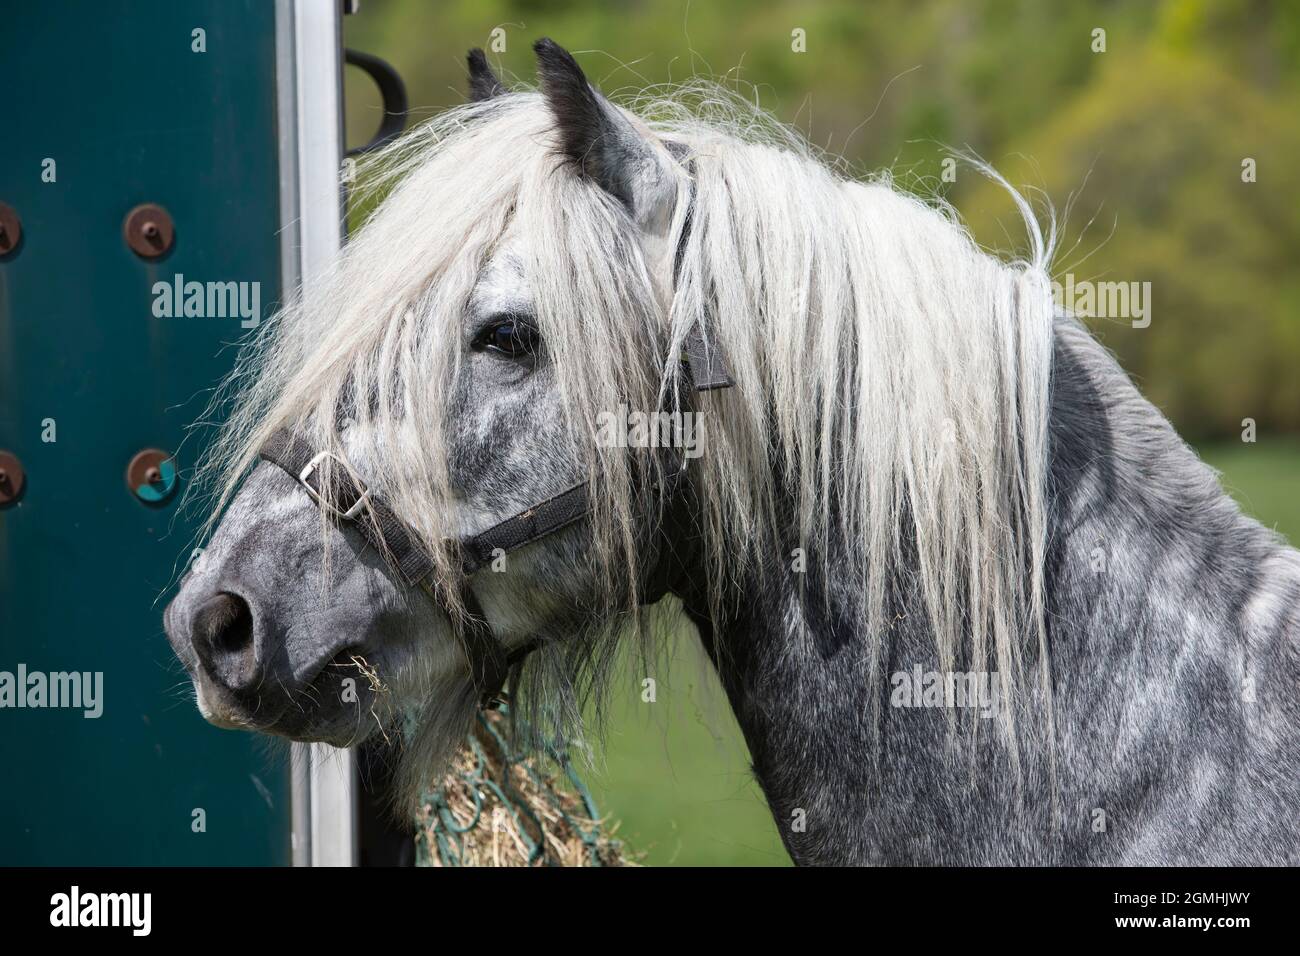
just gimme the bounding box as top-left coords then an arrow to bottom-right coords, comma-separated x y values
191,592 -> 261,692
211,595 -> 252,653
195,592 -> 252,652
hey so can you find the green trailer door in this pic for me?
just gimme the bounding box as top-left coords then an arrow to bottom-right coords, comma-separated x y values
0,0 -> 292,864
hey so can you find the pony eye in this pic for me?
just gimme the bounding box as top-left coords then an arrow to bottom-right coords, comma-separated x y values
477,316 -> 540,358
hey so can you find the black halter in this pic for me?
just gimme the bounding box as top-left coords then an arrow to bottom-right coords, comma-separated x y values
259,255 -> 731,708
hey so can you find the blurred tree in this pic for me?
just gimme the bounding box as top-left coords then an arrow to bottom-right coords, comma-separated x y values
343,0 -> 1300,438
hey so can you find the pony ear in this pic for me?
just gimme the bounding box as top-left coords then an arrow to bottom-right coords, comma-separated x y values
533,38 -> 678,231
466,49 -> 506,102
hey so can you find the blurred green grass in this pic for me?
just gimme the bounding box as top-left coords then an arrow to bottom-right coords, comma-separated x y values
585,441 -> 1299,866
1200,440 -> 1300,543
583,632 -> 792,866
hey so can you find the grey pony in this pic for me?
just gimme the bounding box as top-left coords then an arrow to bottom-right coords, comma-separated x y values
165,41 -> 1300,865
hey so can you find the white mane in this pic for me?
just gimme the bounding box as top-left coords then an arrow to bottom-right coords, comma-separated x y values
194,81 -> 1058,773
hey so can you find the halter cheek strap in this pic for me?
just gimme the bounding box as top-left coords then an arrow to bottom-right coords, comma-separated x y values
258,428 -> 553,709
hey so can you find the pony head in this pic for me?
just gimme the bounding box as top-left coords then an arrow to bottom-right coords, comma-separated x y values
164,41 -> 706,802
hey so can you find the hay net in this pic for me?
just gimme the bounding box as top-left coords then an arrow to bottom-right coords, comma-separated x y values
415,706 -> 633,867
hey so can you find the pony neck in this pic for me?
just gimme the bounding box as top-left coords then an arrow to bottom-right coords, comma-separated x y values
670,317 -> 1300,864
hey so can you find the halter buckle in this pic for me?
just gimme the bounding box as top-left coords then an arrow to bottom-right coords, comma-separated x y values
299,451 -> 370,520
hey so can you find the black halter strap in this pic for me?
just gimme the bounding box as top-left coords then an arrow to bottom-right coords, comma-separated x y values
259,167 -> 732,709
260,375 -> 720,707
257,428 -> 571,708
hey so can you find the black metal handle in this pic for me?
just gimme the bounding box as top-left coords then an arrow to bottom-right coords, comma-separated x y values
345,48 -> 408,157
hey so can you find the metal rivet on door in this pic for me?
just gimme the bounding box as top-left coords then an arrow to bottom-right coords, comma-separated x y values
0,203 -> 22,257
127,448 -> 178,504
123,203 -> 175,259
0,450 -> 26,506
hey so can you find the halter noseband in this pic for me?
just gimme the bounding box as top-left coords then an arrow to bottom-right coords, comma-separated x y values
259,186 -> 731,708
